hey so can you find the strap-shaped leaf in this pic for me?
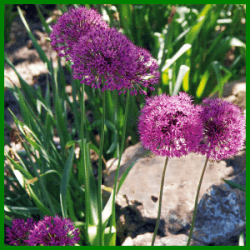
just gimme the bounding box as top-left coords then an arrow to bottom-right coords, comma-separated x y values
17,6 -> 50,66
222,178 -> 246,192
60,146 -> 75,218
89,120 -> 118,154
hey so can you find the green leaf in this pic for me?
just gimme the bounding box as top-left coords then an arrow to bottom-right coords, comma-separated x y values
102,190 -> 115,229
117,158 -> 141,193
17,6 -> 50,65
4,53 -> 37,110
5,152 -> 33,180
4,214 -> 13,227
26,183 -> 52,215
104,226 -> 116,246
211,61 -> 222,97
196,70 -> 210,98
239,231 -> 245,246
4,205 -> 40,215
222,178 -> 246,192
53,66 -> 70,156
35,4 -> 52,34
173,65 -> 190,96
185,4 -> 212,45
162,44 -> 192,72
88,225 -> 99,246
60,146 -> 75,218
89,120 -> 118,155
210,61 -> 232,97
116,4 -> 133,40
230,37 -> 246,49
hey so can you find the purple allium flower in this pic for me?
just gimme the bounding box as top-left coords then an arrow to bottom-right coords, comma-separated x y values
27,215 -> 80,246
50,6 -> 109,58
196,98 -> 245,161
71,28 -> 160,94
138,92 -> 203,157
5,218 -> 35,246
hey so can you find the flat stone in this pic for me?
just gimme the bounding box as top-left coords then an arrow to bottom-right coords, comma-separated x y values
117,151 -> 234,225
122,232 -> 204,246
104,142 -> 245,246
192,182 -> 245,245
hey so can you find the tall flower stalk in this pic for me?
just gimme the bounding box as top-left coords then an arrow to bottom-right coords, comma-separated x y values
109,92 -> 131,235
97,84 -> 106,246
151,156 -> 169,245
187,98 -> 245,246
186,157 -> 208,246
138,92 -> 203,246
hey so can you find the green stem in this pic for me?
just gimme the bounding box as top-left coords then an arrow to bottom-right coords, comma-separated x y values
78,83 -> 86,186
187,157 -> 209,246
79,83 -> 90,244
151,156 -> 169,246
110,92 -> 130,233
97,89 -> 106,246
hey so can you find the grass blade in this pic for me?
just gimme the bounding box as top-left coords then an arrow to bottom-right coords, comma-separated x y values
211,61 -> 222,97
196,70 -> 210,98
60,145 -> 75,218
185,4 -> 212,45
173,65 -> 190,96
162,44 -> 191,72
35,4 -> 52,34
239,231 -> 245,246
17,6 -> 50,65
222,178 -> 246,192
4,53 -> 37,110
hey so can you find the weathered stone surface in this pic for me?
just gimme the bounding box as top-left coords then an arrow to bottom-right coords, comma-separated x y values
122,232 -> 204,246
116,150 -> 234,223
104,142 -> 245,246
192,170 -> 246,245
105,142 -> 149,188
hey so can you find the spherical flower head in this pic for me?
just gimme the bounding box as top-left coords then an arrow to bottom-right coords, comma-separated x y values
27,215 -> 80,246
50,6 -> 109,58
71,27 -> 159,94
196,98 -> 245,161
5,218 -> 35,246
138,92 -> 203,157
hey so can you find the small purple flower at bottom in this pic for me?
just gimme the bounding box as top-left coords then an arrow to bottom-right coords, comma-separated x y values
138,92 -> 203,157
5,218 -> 35,246
27,215 -> 80,246
196,98 -> 245,161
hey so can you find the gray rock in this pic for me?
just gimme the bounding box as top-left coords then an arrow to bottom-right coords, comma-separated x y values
122,232 -> 204,246
191,171 -> 246,245
104,143 -> 245,246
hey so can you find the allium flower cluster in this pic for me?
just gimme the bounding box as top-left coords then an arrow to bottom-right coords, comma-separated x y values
138,92 -> 203,157
50,6 -> 108,58
5,218 -> 35,246
71,27 -> 160,94
27,215 -> 80,246
196,98 -> 245,161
